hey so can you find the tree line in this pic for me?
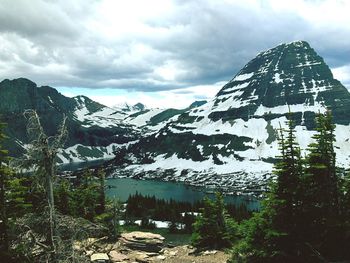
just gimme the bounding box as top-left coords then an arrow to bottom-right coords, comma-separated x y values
124,192 -> 252,233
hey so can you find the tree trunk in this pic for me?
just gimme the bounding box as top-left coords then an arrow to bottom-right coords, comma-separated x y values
99,169 -> 106,213
45,152 -> 57,261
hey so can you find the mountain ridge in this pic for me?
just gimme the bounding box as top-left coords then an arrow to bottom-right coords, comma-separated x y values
0,78 -> 202,163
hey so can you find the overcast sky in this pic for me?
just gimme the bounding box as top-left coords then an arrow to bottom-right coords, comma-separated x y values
0,0 -> 349,108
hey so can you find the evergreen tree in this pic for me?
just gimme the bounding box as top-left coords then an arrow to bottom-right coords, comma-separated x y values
0,119 -> 10,253
73,177 -> 99,221
270,118 -> 303,258
192,192 -> 238,250
231,116 -> 304,262
97,168 -> 106,214
340,170 -> 350,221
302,111 -> 340,259
107,198 -> 122,240
55,179 -> 73,215
0,120 -> 31,260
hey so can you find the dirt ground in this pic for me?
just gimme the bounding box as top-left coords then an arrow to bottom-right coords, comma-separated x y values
126,245 -> 230,263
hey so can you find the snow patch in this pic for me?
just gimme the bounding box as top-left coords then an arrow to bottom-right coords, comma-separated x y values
274,73 -> 282,83
232,72 -> 254,82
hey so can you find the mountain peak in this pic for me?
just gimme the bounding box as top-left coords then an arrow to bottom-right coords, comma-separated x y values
210,41 -> 350,126
133,103 -> 146,111
113,102 -> 147,112
284,40 -> 310,48
0,78 -> 37,88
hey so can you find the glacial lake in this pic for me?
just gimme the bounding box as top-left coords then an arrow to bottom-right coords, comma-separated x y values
106,178 -> 260,211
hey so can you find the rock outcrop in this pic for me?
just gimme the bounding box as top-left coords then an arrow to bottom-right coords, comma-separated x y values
120,231 -> 165,253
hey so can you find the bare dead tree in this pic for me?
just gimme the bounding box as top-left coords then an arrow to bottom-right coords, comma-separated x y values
15,110 -> 68,261
13,211 -> 107,262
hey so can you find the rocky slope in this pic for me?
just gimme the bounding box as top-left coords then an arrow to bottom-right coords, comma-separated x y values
108,41 -> 350,191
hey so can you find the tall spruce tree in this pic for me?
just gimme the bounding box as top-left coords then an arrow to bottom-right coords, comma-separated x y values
302,111 -> 340,259
270,118 -> 303,259
230,116 -> 304,262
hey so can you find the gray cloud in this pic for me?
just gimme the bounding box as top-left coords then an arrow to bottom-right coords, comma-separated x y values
0,0 -> 349,92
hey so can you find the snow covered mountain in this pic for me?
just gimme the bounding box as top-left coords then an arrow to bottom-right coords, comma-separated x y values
112,102 -> 147,113
108,41 -> 350,192
0,78 -> 140,162
0,78 -> 198,163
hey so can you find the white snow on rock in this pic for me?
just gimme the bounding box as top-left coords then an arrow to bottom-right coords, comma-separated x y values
231,72 -> 254,82
58,141 -> 138,163
124,108 -> 165,127
72,97 -> 171,129
254,102 -> 327,117
274,73 -> 282,83
223,82 -> 250,93
128,153 -> 273,177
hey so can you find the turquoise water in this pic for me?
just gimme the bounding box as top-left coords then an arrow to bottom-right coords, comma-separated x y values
106,178 -> 260,211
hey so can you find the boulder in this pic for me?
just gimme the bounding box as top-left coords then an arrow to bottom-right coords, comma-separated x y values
108,250 -> 129,262
202,250 -> 218,255
134,252 -> 150,262
90,253 -> 109,262
120,231 -> 165,253
156,255 -> 166,260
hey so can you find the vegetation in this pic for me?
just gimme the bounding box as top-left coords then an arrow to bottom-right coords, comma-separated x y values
191,192 -> 239,250
229,111 -> 350,262
0,119 -> 11,257
125,192 -> 252,234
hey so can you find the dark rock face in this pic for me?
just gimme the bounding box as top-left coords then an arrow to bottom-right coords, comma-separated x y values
0,78 -> 138,157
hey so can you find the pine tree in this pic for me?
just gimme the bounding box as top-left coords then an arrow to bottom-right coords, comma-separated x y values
0,119 -> 10,253
55,179 -> 73,215
231,115 -> 304,262
192,192 -> 238,250
271,118 -> 303,258
302,111 -> 340,259
97,168 -> 106,214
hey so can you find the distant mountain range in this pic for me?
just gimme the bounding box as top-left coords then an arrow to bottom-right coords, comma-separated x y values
0,78 -> 204,163
1,40 -> 350,191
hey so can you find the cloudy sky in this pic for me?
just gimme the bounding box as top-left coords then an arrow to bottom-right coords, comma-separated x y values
0,0 -> 349,108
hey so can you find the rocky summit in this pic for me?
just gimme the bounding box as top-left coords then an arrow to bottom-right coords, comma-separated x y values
109,41 -> 350,192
